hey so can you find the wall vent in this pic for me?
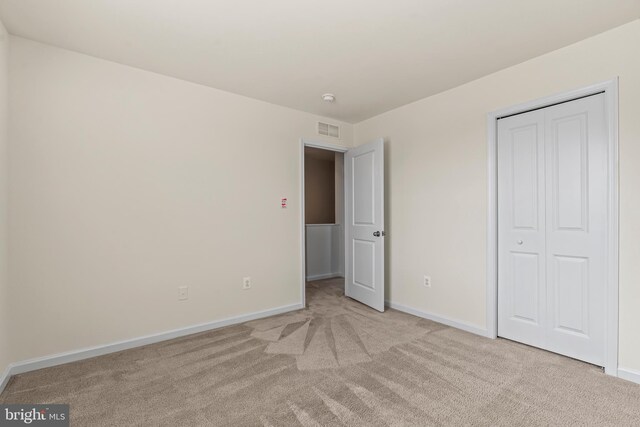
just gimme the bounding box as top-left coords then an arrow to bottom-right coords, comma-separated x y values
318,122 -> 340,138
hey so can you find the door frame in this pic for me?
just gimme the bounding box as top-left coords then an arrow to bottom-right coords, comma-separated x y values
299,138 -> 348,308
486,78 -> 619,375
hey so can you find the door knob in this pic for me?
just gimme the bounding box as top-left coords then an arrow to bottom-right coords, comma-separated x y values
373,231 -> 381,237
517,240 -> 523,245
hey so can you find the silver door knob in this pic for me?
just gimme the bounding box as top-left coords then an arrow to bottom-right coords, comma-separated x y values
517,240 -> 523,245
373,231 -> 381,237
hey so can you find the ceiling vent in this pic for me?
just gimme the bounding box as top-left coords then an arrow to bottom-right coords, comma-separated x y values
318,122 -> 340,138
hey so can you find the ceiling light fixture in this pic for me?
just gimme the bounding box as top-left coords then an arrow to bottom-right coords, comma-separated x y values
322,93 -> 336,103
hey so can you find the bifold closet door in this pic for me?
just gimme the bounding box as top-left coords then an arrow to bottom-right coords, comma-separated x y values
498,93 -> 607,366
498,108 -> 547,350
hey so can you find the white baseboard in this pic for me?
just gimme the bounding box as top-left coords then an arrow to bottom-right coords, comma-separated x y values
617,367 -> 640,385
387,301 -> 638,383
386,300 -> 489,337
306,273 -> 343,281
0,302 -> 303,395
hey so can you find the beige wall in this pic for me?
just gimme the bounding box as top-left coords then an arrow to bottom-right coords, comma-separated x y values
304,149 -> 335,224
8,36 -> 353,362
5,20 -> 640,376
355,20 -> 640,372
0,19 -> 9,375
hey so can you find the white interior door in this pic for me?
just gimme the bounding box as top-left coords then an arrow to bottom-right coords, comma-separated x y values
345,138 -> 385,312
498,93 -> 608,366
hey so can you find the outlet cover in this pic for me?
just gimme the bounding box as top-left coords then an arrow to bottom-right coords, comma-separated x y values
178,286 -> 189,300
243,277 -> 251,290
424,276 -> 431,288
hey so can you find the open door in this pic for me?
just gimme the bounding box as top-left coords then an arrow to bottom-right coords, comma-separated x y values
345,138 -> 385,312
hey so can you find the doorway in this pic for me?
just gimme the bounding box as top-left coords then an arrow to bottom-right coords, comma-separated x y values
301,141 -> 347,309
300,138 -> 386,312
486,80 -> 619,375
304,146 -> 345,283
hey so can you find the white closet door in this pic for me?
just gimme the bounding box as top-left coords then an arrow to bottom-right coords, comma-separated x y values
543,94 -> 607,365
498,93 -> 608,366
498,109 -> 547,349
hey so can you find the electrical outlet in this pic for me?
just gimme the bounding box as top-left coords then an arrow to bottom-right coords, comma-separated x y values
424,275 -> 431,288
178,286 -> 189,300
242,277 -> 251,290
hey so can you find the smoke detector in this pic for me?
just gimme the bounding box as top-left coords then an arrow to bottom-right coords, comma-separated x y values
322,93 -> 336,102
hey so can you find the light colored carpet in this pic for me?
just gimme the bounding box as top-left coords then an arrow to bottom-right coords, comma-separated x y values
2,278 -> 639,426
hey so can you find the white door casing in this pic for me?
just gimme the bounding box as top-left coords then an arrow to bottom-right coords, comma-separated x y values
300,139 -> 348,309
498,93 -> 608,366
345,138 -> 385,312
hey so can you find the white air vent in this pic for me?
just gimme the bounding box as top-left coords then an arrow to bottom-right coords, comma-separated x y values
318,122 -> 340,138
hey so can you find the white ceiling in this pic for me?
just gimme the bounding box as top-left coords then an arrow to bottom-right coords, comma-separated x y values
1,1 -> 639,123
